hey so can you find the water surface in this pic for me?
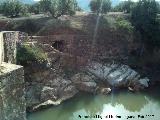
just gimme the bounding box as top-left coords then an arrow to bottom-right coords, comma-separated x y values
27,87 -> 160,120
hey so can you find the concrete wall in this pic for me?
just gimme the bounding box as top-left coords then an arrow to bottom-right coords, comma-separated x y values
0,62 -> 26,120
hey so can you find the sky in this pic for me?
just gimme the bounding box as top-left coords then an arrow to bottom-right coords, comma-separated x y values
33,0 -> 160,1
32,0 -> 160,11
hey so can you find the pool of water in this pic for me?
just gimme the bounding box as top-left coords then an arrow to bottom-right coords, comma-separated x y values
27,87 -> 160,120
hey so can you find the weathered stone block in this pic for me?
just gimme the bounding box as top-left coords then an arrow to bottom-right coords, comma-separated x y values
0,62 -> 26,120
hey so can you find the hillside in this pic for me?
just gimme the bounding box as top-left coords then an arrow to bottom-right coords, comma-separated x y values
1,12 -> 159,79
0,12 -> 129,35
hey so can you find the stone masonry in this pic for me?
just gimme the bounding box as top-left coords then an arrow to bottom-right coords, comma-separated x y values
0,31 -> 26,120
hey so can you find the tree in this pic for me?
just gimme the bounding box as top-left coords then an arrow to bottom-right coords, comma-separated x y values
39,0 -> 51,13
89,0 -> 111,14
40,0 -> 78,18
28,3 -> 41,14
0,4 -> 3,14
21,4 -> 29,16
113,0 -> 135,13
121,0 -> 135,13
131,0 -> 160,52
2,0 -> 23,17
157,2 -> 160,13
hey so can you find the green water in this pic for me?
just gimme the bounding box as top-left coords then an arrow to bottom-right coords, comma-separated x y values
27,87 -> 160,120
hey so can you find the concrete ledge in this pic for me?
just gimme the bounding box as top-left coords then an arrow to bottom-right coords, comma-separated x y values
0,62 -> 26,120
0,62 -> 23,75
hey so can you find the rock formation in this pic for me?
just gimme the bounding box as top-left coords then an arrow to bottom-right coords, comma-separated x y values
87,62 -> 149,91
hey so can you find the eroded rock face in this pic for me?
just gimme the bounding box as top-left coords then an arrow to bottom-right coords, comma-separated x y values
71,73 -> 97,93
26,85 -> 42,109
25,60 -> 150,112
87,62 -> 150,91
31,83 -> 78,111
25,67 -> 78,111
41,86 -> 58,101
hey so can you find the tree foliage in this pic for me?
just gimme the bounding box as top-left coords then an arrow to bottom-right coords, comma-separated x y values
89,0 -> 111,14
157,2 -> 160,13
0,0 -> 79,18
39,0 -> 51,13
28,3 -> 41,14
1,0 -> 23,17
114,0 -> 135,13
131,0 -> 160,51
40,0 -> 78,18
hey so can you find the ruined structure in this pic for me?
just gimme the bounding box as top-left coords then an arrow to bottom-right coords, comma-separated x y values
0,31 -> 26,120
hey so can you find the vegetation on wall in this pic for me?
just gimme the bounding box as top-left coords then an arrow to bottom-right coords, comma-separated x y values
16,45 -> 47,65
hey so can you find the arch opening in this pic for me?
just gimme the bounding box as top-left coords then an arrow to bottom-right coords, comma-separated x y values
52,40 -> 64,52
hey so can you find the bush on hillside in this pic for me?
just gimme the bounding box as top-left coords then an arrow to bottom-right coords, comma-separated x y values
115,17 -> 134,33
16,45 -> 47,65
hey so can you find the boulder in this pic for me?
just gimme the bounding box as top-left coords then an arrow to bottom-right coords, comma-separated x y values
138,78 -> 149,87
100,87 -> 112,95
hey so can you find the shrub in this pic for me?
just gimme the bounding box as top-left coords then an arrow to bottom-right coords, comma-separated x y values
16,45 -> 47,65
115,17 -> 134,33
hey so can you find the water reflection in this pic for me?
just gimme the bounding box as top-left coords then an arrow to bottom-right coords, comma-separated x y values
27,88 -> 160,120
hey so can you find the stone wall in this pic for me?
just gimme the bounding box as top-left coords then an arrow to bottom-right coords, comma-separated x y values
3,31 -> 18,64
28,32 -> 134,64
0,32 -> 4,64
0,31 -> 26,120
0,62 -> 26,120
0,31 -> 28,64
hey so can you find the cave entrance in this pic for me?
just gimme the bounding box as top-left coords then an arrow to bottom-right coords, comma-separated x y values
52,40 -> 64,52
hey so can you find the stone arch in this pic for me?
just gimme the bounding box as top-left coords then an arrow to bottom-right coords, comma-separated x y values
52,40 -> 65,52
